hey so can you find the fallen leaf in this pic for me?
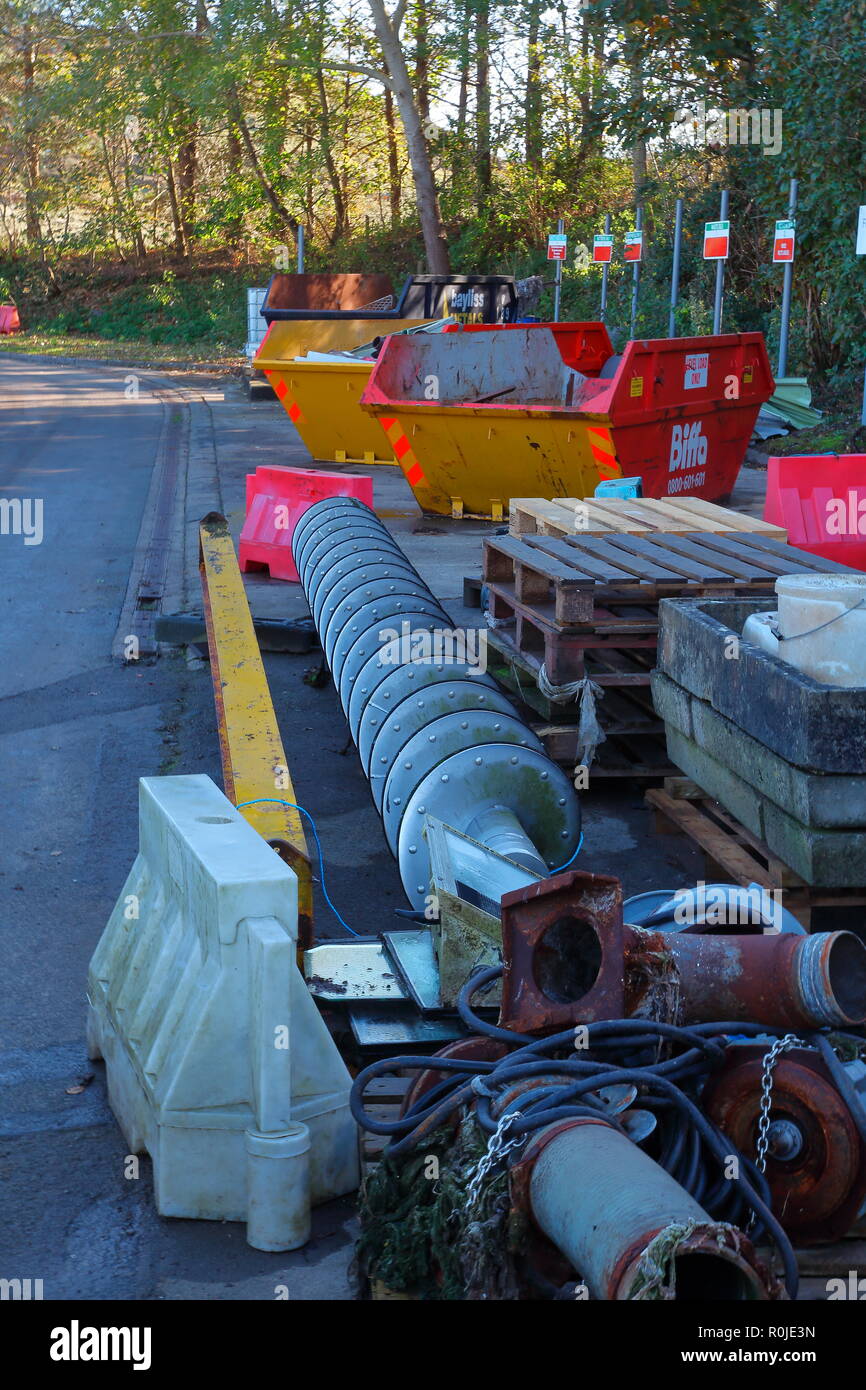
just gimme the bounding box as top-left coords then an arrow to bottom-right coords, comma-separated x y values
65,1074 -> 94,1095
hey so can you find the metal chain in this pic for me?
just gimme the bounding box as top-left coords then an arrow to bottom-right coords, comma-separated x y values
465,1110 -> 525,1210
755,1033 -> 801,1174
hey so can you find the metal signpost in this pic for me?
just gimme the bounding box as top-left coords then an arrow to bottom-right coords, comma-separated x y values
669,197 -> 684,338
548,220 -> 567,322
858,206 -> 866,426
297,224 -> 305,273
628,207 -> 643,338
705,190 -> 730,333
775,179 -> 798,379
596,213 -> 612,322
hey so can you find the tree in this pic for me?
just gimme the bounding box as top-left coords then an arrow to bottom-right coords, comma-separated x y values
364,0 -> 450,270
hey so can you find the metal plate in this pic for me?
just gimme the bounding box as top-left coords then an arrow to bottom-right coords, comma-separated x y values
297,515 -> 386,583
397,744 -> 581,910
309,542 -> 417,622
345,648 -> 416,743
348,1006 -> 465,1049
304,941 -> 407,1002
333,599 -> 446,698
340,612 -> 449,723
305,531 -> 403,605
303,526 -> 394,593
292,493 -> 369,541
368,680 -> 516,803
317,562 -> 419,651
358,663 -> 497,773
293,499 -> 375,566
381,928 -> 442,1012
382,711 -> 544,852
425,814 -> 539,903
324,579 -> 440,666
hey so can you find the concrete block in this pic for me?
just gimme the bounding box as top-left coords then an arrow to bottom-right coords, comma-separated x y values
87,774 -> 358,1247
664,728 -> 866,886
656,598 -> 866,773
652,671 -> 866,828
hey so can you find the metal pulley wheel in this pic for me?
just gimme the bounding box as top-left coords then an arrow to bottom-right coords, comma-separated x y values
703,1044 -> 866,1244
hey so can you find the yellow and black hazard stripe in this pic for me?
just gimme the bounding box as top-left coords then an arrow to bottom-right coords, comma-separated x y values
586,425 -> 622,483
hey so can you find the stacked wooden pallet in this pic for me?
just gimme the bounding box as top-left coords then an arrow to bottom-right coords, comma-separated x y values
647,778 -> 866,931
481,499 -> 849,782
509,495 -> 787,541
483,528 -> 842,686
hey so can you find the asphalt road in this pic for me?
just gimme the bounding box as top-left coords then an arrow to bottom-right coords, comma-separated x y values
0,357 -> 356,1300
0,356 -> 705,1303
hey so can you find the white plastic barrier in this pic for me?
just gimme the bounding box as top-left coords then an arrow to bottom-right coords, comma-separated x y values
246,287 -> 268,359
87,774 -> 359,1250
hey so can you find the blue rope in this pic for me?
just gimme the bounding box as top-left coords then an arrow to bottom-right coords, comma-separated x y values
235,797 -> 361,937
547,830 -> 585,876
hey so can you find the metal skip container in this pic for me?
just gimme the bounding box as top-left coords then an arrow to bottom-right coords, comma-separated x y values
359,325 -> 775,518
255,274 -> 518,466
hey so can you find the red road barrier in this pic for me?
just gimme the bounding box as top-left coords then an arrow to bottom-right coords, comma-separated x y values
765,453 -> 866,571
0,304 -> 21,334
239,465 -> 373,583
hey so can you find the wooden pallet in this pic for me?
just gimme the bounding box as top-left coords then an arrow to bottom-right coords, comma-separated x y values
761,1236 -> 866,1301
358,1073 -> 410,1184
483,531 -> 853,685
509,495 -> 788,541
646,779 -> 866,930
486,635 -> 675,781
486,626 -> 657,707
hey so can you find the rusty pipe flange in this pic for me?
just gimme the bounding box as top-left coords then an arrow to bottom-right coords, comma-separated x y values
499,871 -> 625,1033
399,1036 -> 508,1119
510,1117 -> 774,1300
702,1044 -> 866,1245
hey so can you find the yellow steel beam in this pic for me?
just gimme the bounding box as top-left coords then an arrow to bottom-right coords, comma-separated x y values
199,512 -> 313,948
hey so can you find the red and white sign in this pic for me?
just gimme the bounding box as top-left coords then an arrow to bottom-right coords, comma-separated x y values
703,220 -> 730,260
624,230 -> 643,263
547,233 -> 567,261
773,219 -> 796,263
684,352 -> 709,390
593,235 -> 614,263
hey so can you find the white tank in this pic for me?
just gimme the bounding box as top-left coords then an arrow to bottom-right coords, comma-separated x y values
744,574 -> 866,687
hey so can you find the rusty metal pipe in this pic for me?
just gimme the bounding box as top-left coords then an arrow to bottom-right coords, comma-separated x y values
525,1118 -> 770,1300
630,928 -> 866,1030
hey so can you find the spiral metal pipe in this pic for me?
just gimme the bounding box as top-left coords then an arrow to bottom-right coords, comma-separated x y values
292,497 -> 581,908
